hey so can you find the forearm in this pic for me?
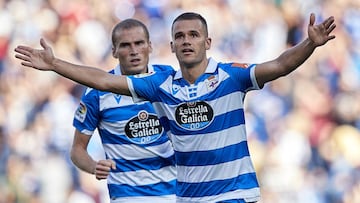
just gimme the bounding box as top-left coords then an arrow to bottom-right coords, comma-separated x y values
277,38 -> 317,75
52,58 -> 130,95
70,147 -> 97,174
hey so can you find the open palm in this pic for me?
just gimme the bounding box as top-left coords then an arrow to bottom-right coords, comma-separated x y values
308,13 -> 336,47
14,38 -> 55,71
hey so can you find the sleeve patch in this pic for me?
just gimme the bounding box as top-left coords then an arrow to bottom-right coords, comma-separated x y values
231,63 -> 249,68
74,101 -> 87,122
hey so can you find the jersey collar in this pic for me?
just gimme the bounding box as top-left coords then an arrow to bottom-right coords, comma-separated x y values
114,64 -> 155,76
174,57 -> 218,80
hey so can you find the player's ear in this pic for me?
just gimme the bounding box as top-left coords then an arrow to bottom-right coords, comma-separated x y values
205,37 -> 211,50
170,41 -> 175,53
148,41 -> 153,53
112,46 -> 118,58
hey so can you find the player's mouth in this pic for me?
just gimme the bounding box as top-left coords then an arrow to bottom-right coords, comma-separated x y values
182,48 -> 194,55
130,58 -> 141,64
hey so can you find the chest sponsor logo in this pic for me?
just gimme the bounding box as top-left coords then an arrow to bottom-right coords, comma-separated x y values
175,101 -> 214,130
124,110 -> 163,144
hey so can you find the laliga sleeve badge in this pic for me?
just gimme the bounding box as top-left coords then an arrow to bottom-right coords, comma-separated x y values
74,101 -> 87,122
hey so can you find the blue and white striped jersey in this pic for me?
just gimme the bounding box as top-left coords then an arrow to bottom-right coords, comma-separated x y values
127,58 -> 261,203
73,64 -> 176,203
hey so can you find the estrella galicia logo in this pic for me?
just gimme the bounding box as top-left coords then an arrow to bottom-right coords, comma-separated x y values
124,110 -> 163,144
175,101 -> 214,130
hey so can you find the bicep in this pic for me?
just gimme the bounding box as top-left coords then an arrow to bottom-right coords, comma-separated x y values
103,74 -> 131,96
255,59 -> 284,88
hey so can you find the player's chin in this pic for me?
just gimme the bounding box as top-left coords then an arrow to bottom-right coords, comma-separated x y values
128,65 -> 147,75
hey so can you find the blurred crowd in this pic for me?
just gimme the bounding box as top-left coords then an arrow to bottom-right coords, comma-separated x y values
1,0 -> 360,202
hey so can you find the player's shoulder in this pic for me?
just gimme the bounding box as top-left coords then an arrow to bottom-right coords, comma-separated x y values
152,64 -> 175,72
218,62 -> 252,69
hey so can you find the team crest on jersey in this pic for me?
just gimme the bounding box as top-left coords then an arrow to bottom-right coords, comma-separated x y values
124,110 -> 163,144
205,75 -> 219,90
231,63 -> 249,68
133,71 -> 155,78
175,101 -> 214,130
74,101 -> 87,122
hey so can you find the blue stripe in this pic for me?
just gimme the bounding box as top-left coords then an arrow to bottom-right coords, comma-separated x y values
175,141 -> 249,166
169,109 -> 245,135
218,199 -> 253,203
177,173 -> 258,197
100,129 -> 170,146
112,155 -> 175,172
109,179 -> 176,198
102,103 -> 158,121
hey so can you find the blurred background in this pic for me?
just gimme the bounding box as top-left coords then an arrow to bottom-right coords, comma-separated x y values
1,0 -> 360,202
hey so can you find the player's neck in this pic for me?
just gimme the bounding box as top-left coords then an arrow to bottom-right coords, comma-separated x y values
180,58 -> 209,84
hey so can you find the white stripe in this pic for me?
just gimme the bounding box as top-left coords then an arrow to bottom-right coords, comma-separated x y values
108,165 -> 176,186
127,77 -> 147,103
176,156 -> 254,183
99,120 -> 127,135
176,187 -> 260,203
99,93 -> 135,111
111,195 -> 176,203
103,141 -> 174,160
80,129 -> 94,136
172,124 -> 247,152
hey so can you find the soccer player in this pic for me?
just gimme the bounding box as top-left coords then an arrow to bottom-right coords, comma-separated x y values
14,12 -> 336,203
68,19 -> 176,202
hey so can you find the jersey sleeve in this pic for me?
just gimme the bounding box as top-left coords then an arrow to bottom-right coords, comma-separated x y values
229,63 -> 260,92
73,88 -> 101,135
127,69 -> 173,103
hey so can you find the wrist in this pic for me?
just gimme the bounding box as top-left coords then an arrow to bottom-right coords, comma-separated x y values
51,58 -> 61,71
305,38 -> 317,49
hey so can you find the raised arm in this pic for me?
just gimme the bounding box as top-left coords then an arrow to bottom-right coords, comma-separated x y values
255,13 -> 336,87
14,38 -> 130,95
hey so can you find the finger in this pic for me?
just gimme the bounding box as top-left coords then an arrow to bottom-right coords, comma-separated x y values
96,174 -> 107,180
95,169 -> 109,176
21,62 -> 34,67
323,16 -> 335,29
15,53 -> 30,61
40,38 -> 48,50
98,160 -> 113,168
14,47 -> 31,56
309,13 -> 315,26
110,160 -> 116,170
327,35 -> 336,41
96,165 -> 111,172
326,24 -> 336,35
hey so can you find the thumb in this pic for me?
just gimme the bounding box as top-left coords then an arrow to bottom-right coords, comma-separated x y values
40,38 -> 49,50
309,13 -> 315,26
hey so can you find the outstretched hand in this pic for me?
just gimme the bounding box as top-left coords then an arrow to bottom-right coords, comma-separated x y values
14,38 -> 55,71
308,13 -> 336,46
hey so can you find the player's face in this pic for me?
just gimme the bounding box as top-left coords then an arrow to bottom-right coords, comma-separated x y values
171,19 -> 211,68
112,26 -> 152,75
